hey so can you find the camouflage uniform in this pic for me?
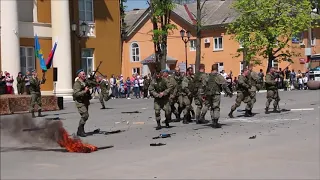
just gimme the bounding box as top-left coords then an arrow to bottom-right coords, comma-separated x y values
202,72 -> 232,128
16,76 -> 24,95
192,71 -> 208,123
247,70 -> 260,115
265,72 -> 281,113
228,74 -> 252,118
180,75 -> 193,124
149,76 -> 174,130
29,75 -> 46,118
99,79 -> 111,109
73,78 -> 97,137
170,73 -> 183,121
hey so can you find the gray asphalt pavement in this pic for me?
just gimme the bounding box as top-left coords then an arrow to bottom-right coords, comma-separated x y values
1,90 -> 320,179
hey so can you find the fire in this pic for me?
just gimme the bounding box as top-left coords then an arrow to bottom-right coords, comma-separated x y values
57,127 -> 98,153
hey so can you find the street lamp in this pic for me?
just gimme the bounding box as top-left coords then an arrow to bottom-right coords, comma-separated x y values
71,22 -> 88,38
180,29 -> 191,71
71,22 -> 88,74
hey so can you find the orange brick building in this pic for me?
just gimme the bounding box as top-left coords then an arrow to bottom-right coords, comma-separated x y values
122,1 -> 319,78
0,0 -> 121,95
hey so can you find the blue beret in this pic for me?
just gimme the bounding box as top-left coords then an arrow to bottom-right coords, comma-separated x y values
31,69 -> 36,73
162,69 -> 169,73
76,69 -> 84,75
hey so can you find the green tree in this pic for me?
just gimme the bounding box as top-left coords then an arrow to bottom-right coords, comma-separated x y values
195,0 -> 207,72
149,0 -> 177,71
227,0 -> 316,70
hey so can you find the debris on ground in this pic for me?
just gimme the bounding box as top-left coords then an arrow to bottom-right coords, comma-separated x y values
133,122 -> 145,125
150,143 -> 166,146
152,133 -> 175,139
249,135 -> 256,139
121,111 -> 141,114
45,117 -> 63,120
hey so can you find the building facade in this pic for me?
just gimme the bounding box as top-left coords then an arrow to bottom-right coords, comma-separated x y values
122,1 -> 319,78
0,0 -> 121,95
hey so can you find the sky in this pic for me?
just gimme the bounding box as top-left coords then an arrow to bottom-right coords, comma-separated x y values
125,0 -> 149,11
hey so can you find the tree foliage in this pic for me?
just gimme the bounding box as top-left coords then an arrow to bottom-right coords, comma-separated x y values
149,0 -> 177,71
227,0 -> 317,69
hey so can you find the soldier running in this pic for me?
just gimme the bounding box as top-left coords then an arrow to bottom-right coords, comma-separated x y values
149,71 -> 174,130
228,68 -> 252,118
202,64 -> 233,128
180,67 -> 194,124
192,64 -> 208,124
30,69 -> 46,118
170,67 -> 183,121
186,67 -> 196,121
247,64 -> 261,115
96,75 -> 111,109
73,69 -> 97,137
265,67 -> 281,114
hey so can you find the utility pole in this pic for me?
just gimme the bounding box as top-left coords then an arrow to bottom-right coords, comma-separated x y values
195,0 -> 201,72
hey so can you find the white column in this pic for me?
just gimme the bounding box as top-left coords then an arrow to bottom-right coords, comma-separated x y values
0,0 -> 20,94
51,0 -> 73,96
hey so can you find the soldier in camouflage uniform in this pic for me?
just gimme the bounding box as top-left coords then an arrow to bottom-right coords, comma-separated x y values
73,69 -> 97,137
228,68 -> 252,118
96,76 -> 111,109
16,72 -> 24,95
170,67 -> 184,121
192,64 -> 208,124
149,71 -> 174,130
247,64 -> 261,115
202,64 -> 233,128
29,69 -> 46,118
179,67 -> 194,124
265,67 -> 281,114
186,67 -> 196,121
162,69 -> 178,122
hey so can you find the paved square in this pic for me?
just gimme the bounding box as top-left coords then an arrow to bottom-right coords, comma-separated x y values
1,90 -> 319,179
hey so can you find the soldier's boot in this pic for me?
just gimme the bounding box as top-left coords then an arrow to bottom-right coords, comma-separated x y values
228,110 -> 234,118
191,110 -> 196,120
265,107 -> 269,114
38,109 -> 43,117
244,110 -> 252,117
156,120 -> 162,130
248,109 -> 253,116
182,115 -> 189,124
273,106 -> 280,113
101,106 -> 106,109
165,119 -> 170,128
31,110 -> 36,118
196,116 -> 206,124
212,119 -> 221,129
174,113 -> 181,122
77,124 -> 87,137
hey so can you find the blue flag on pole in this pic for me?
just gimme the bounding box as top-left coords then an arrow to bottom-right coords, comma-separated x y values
34,34 -> 47,71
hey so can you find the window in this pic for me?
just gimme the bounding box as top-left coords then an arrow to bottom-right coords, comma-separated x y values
130,42 -> 140,62
79,0 -> 94,22
272,60 -> 278,69
132,67 -> 140,75
20,47 -> 35,73
311,29 -> 316,46
81,48 -> 94,75
189,40 -> 196,51
240,61 -> 244,73
213,37 -> 223,51
217,62 -> 224,73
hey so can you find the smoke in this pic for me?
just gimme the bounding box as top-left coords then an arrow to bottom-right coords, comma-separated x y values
0,114 -> 63,147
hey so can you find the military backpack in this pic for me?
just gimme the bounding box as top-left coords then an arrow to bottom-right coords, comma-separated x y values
205,73 -> 221,96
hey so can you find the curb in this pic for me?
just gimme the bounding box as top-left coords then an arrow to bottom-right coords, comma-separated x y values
221,89 -> 284,95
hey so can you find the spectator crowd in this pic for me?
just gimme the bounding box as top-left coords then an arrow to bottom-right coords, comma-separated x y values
0,71 -> 32,95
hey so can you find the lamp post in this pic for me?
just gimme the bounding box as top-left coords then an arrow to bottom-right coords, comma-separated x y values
180,29 -> 191,71
71,22 -> 88,73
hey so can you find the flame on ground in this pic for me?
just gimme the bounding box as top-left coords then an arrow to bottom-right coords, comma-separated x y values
57,127 -> 97,153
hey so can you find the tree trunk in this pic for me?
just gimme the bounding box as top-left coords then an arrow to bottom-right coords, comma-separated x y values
267,54 -> 274,72
243,47 -> 248,69
195,0 -> 201,73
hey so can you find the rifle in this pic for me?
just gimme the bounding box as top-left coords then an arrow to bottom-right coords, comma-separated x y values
87,61 -> 102,96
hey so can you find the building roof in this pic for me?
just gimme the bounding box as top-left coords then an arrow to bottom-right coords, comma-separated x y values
124,0 -> 237,37
141,54 -> 177,64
